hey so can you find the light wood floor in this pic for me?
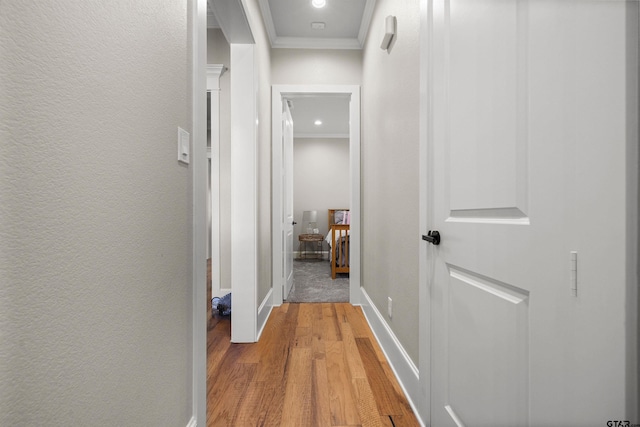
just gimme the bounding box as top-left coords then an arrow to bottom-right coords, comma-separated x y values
206,302 -> 420,426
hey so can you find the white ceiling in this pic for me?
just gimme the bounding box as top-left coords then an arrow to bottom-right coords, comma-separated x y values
262,0 -> 367,136
208,0 -> 365,138
258,0 -> 376,49
288,96 -> 350,138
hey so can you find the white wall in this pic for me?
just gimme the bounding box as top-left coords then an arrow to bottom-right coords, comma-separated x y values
207,29 -> 231,292
293,138 -> 349,244
241,0 -> 273,306
271,49 -> 362,85
361,0 -> 421,365
0,2 -> 193,425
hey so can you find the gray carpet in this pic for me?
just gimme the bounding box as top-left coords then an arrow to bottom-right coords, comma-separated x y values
285,259 -> 349,303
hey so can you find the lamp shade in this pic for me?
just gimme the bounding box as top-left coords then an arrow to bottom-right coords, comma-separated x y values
302,210 -> 317,223
302,210 -> 318,234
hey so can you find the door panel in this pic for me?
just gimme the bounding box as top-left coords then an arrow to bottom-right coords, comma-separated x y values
431,4 -> 531,424
429,0 -> 635,426
447,0 -> 528,222
445,265 -> 529,427
283,101 -> 294,299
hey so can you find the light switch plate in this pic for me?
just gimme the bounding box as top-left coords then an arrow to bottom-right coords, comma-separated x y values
178,127 -> 190,164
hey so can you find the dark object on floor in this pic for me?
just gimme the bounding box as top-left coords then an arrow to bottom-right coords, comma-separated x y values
212,293 -> 231,316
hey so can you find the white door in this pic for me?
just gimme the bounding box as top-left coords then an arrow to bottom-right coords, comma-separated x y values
427,1 -> 636,426
283,100 -> 295,299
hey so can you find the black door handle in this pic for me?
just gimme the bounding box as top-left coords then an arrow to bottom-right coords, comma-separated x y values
292,221 -> 297,225
422,230 -> 441,245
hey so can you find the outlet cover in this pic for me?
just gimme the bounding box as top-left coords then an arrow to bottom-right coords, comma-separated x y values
388,297 -> 392,318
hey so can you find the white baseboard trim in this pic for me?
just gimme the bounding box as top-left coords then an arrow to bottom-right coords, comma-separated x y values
359,288 -> 426,427
186,415 -> 197,427
257,288 -> 273,340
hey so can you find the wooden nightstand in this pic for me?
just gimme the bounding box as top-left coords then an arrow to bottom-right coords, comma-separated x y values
298,233 -> 324,259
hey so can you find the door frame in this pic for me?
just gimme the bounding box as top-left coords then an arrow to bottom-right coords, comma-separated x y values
417,0 -> 431,422
207,64 -> 226,301
271,84 -> 361,305
282,99 -> 295,300
191,0 -> 208,424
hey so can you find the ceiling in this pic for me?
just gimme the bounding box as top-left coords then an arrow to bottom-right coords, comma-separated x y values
208,0 -> 376,50
287,96 -> 350,139
262,0 -> 369,136
258,0 -> 376,49
208,0 -> 367,138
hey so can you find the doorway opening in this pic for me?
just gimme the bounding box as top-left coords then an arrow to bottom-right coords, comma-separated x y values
285,95 -> 351,303
272,85 -> 361,307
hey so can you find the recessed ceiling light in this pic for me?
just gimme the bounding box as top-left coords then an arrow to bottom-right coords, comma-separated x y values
314,120 -> 323,126
312,0 -> 326,9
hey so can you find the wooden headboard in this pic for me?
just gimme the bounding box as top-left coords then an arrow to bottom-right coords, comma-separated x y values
328,209 -> 350,226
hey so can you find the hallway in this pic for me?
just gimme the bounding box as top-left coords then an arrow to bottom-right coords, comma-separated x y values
207,303 -> 419,426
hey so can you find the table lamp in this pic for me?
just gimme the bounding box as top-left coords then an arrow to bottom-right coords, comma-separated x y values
302,210 -> 317,234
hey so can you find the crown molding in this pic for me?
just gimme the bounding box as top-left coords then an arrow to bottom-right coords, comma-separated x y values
358,0 -> 376,46
257,0 -> 278,46
294,133 -> 350,139
257,0 -> 375,50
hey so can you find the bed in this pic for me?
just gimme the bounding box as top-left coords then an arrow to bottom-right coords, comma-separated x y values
326,209 -> 350,279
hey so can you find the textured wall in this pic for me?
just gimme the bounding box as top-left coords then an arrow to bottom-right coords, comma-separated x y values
0,2 -> 193,425
361,0 -> 421,364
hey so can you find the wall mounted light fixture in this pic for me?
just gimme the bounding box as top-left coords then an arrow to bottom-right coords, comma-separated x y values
380,15 -> 397,50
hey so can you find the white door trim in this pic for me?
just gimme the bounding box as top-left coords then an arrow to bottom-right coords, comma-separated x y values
191,0 -> 207,424
282,100 -> 295,300
207,64 -> 226,301
230,43 -> 258,343
271,84 -> 361,306
417,0 -> 431,422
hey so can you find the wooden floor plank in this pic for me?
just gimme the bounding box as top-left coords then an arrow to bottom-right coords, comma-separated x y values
206,303 -> 420,427
252,309 -> 286,356
322,303 -> 343,341
254,304 -> 298,383
232,380 -> 267,426
340,322 -> 367,380
281,347 -> 313,425
355,337 -> 412,418
312,302 -> 324,321
380,361 -> 415,410
207,322 -> 231,377
294,325 -> 312,348
389,414 -> 421,427
312,316 -> 327,361
297,302 -> 314,328
311,357 -> 332,426
352,377 -> 386,427
344,305 -> 373,338
333,302 -> 351,324
233,380 -> 288,427
326,340 -> 361,426
207,346 -> 257,425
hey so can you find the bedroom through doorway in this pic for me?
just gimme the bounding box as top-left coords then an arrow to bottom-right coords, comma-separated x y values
271,84 -> 361,307
283,95 -> 352,303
